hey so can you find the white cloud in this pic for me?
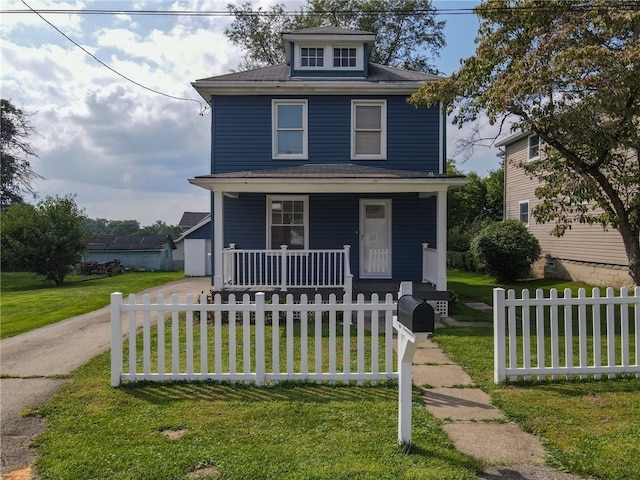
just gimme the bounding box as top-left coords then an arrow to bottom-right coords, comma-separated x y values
1,0 -> 497,226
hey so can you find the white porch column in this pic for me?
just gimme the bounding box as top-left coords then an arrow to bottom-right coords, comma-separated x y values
213,190 -> 224,289
436,189 -> 447,292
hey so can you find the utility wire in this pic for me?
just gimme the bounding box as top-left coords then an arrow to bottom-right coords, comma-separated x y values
19,0 -> 208,115
4,3 -> 640,16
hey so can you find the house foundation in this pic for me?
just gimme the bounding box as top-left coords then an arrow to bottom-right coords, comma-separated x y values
534,256 -> 633,289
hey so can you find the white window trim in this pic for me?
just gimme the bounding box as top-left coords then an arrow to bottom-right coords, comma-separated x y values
294,44 -> 363,71
351,100 -> 387,160
518,200 -> 530,227
272,99 -> 308,160
527,134 -> 540,161
266,195 -> 309,249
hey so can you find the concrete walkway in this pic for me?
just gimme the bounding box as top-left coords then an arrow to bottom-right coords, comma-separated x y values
413,312 -> 588,480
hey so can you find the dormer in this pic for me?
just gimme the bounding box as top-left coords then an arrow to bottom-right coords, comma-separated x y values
282,27 -> 376,78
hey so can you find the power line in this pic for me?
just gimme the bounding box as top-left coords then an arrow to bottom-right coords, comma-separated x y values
3,3 -> 639,16
18,0 -> 208,115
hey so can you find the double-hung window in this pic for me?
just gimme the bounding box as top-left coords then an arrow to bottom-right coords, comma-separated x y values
334,47 -> 357,67
528,134 -> 540,160
301,47 -> 324,67
267,196 -> 308,249
519,200 -> 530,226
272,100 -> 307,159
351,100 -> 386,159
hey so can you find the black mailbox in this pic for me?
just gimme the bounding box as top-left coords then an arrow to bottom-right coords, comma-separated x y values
397,295 -> 435,333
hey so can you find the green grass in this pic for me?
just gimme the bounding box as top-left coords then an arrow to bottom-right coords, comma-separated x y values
447,269 -> 593,306
32,352 -> 483,480
122,318 -> 395,377
433,270 -> 640,480
0,271 -> 184,339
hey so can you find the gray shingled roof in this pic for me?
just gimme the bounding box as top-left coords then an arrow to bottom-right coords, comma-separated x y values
87,235 -> 175,252
178,211 -> 209,229
282,26 -> 375,36
195,164 -> 462,180
194,63 -> 440,83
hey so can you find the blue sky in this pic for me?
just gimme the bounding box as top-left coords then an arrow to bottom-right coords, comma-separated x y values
1,0 -> 500,225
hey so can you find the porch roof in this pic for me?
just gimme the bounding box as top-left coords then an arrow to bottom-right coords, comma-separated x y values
189,164 -> 467,194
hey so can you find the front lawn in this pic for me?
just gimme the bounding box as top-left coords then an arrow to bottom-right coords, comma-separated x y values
0,271 -> 184,339
32,352 -> 482,480
434,270 -> 640,480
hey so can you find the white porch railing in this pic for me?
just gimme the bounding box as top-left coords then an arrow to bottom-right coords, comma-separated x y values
421,243 -> 438,286
111,291 -> 396,387
494,287 -> 640,383
223,244 -> 352,294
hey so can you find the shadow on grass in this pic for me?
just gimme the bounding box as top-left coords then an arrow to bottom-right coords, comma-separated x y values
120,379 -> 400,405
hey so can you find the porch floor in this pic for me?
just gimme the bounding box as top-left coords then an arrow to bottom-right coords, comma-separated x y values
216,280 -> 448,302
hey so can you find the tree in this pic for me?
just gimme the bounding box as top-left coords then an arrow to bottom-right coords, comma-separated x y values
138,220 -> 181,239
1,195 -> 89,285
411,0 -> 640,284
225,0 -> 445,73
1,99 -> 42,211
447,160 -> 503,251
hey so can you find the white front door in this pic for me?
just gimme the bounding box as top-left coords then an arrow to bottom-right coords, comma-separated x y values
359,199 -> 392,278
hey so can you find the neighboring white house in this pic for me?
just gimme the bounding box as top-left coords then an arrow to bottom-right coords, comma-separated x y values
497,131 -> 632,288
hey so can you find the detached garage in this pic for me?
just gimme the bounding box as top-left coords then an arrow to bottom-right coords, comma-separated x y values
85,235 -> 176,271
174,215 -> 211,277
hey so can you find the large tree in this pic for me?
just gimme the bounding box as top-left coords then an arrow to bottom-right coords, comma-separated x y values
1,99 -> 42,211
225,0 -> 445,73
1,195 -> 89,285
411,0 -> 640,284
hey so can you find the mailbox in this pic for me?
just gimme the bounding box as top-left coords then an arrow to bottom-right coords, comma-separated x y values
397,295 -> 435,333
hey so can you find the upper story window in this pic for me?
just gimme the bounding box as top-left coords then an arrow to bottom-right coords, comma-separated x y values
295,44 -> 363,71
333,47 -> 357,67
528,134 -> 540,160
519,200 -> 530,226
301,47 -> 324,67
351,100 -> 387,160
272,100 -> 307,159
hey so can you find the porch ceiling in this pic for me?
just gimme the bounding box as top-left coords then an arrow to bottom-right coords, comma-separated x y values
189,164 -> 468,194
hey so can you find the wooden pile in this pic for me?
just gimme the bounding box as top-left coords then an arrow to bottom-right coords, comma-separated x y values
77,259 -> 126,276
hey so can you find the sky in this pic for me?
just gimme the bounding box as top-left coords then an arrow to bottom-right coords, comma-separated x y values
1,0 -> 501,226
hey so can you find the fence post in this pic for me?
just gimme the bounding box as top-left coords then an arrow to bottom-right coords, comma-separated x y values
110,292 -> 123,387
399,281 -> 413,297
343,245 -> 352,296
255,292 -> 266,386
494,288 -> 506,383
280,245 -> 288,291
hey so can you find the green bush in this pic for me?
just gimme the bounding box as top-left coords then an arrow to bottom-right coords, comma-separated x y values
471,220 -> 541,282
447,250 -> 480,272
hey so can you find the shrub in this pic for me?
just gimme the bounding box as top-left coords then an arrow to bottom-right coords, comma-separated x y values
471,220 -> 541,282
447,250 -> 480,273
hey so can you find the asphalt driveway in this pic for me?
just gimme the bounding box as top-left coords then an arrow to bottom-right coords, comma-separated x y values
0,276 -> 211,475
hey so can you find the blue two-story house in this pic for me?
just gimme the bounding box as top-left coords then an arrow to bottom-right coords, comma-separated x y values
189,27 -> 465,312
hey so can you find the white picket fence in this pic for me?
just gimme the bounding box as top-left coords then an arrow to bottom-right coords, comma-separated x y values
494,286 -> 640,382
111,291 -> 398,387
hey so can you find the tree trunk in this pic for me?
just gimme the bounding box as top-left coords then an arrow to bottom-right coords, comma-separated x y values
619,224 -> 640,286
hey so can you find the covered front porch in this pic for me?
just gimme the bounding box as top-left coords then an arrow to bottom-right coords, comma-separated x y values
221,242 -> 443,294
189,164 -> 466,311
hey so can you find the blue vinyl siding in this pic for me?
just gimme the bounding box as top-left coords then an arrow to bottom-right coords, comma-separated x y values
212,96 -> 440,173
185,221 -> 211,240
220,192 -> 436,282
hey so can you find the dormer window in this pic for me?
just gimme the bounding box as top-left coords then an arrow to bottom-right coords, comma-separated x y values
301,47 -> 324,67
334,47 -> 357,67
295,44 -> 363,71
